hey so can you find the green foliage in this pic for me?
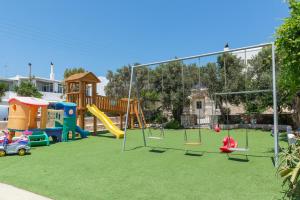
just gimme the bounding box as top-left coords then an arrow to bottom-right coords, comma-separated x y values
276,0 -> 300,101
278,141 -> 300,199
106,52 -> 274,123
164,119 -> 182,129
0,82 -> 8,102
14,81 -> 42,98
63,67 -> 86,79
276,0 -> 300,127
105,62 -> 200,122
245,47 -> 275,113
105,65 -> 132,99
202,53 -> 246,116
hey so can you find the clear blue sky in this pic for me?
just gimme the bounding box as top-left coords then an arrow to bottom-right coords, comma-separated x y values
0,0 -> 289,79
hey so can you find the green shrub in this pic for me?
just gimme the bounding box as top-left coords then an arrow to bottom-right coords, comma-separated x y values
277,140 -> 300,199
164,120 -> 182,129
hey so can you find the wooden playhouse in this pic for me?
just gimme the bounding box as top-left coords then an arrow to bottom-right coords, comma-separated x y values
7,97 -> 49,130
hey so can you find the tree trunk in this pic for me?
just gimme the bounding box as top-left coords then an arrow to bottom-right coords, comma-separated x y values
292,95 -> 300,128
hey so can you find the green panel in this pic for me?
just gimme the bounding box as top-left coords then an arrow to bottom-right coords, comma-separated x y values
62,117 -> 76,142
28,132 -> 49,146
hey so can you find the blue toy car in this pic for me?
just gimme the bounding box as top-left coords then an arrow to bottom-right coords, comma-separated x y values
0,136 -> 30,157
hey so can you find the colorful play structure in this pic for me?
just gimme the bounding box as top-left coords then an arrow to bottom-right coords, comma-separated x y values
6,97 -> 89,148
65,72 -> 145,139
0,130 -> 30,156
7,97 -> 50,146
1,71 -> 251,157
0,91 -> 246,155
1,71 -> 145,155
219,136 -> 238,153
48,102 -> 89,141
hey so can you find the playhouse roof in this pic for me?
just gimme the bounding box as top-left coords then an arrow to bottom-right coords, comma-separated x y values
9,97 -> 49,107
50,102 -> 76,109
65,72 -> 100,83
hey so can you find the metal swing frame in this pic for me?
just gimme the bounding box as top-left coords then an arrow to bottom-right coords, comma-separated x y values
147,126 -> 165,140
145,65 -> 165,140
182,58 -> 202,147
122,42 -> 279,167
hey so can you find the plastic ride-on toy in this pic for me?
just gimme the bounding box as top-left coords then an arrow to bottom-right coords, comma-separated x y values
0,135 -> 30,157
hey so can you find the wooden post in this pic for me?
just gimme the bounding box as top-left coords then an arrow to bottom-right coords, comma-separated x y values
130,114 -> 134,128
92,83 -> 97,135
40,106 -> 48,129
78,81 -> 84,128
66,82 -> 70,102
120,114 -> 123,130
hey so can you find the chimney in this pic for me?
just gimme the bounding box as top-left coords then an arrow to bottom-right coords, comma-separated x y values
224,43 -> 229,52
50,62 -> 55,80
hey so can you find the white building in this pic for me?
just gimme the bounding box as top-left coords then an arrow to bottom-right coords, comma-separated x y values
0,63 -> 110,104
0,63 -> 109,120
185,87 -> 217,125
0,63 -> 64,106
97,76 -> 109,96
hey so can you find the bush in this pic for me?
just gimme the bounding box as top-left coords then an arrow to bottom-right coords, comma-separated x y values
164,120 -> 182,129
14,81 -> 42,98
144,110 -> 167,124
277,141 -> 300,199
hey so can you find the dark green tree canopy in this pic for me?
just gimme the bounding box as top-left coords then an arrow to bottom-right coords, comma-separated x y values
0,83 -> 8,102
64,67 -> 86,79
276,0 -> 300,99
276,0 -> 300,127
14,81 -> 42,98
105,51 -> 275,122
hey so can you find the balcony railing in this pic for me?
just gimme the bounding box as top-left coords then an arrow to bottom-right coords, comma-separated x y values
68,93 -> 136,114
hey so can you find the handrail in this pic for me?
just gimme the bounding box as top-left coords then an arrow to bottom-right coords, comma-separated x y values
87,95 -> 135,114
67,93 -> 138,114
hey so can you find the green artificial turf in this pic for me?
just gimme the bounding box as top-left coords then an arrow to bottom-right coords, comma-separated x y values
0,129 -> 285,200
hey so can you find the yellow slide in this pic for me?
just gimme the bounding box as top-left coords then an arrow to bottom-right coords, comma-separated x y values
86,104 -> 124,139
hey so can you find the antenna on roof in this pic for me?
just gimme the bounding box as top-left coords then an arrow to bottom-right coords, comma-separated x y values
28,63 -> 32,82
224,43 -> 229,51
50,62 -> 55,80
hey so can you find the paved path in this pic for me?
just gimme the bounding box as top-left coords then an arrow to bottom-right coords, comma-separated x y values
0,183 -> 52,200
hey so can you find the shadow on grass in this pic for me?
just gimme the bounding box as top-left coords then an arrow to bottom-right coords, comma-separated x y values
149,149 -> 166,153
146,145 -> 206,154
279,133 -> 288,143
184,151 -> 203,157
92,131 -> 116,139
123,146 -> 145,151
123,145 -> 273,163
271,156 -> 276,167
227,156 -> 249,162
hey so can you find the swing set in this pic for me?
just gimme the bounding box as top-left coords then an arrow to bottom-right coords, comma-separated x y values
122,42 -> 279,166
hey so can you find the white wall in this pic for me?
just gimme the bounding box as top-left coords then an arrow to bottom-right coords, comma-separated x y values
97,76 -> 108,96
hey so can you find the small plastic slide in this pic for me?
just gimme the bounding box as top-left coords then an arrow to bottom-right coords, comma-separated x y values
28,131 -> 50,147
220,136 -> 237,153
75,125 -> 89,138
86,104 -> 124,139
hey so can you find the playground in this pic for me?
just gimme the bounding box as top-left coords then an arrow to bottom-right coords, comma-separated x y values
0,42 -> 291,199
0,129 -> 284,200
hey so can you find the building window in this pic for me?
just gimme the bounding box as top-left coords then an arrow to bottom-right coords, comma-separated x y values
196,101 -> 202,109
37,82 -> 54,92
58,84 -> 63,93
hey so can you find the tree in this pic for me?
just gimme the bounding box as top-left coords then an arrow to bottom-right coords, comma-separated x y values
201,53 -> 245,117
14,81 -> 42,98
105,61 -> 200,123
63,67 -> 86,79
105,65 -> 132,99
245,47 -> 275,113
276,0 -> 300,127
0,83 -> 8,102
